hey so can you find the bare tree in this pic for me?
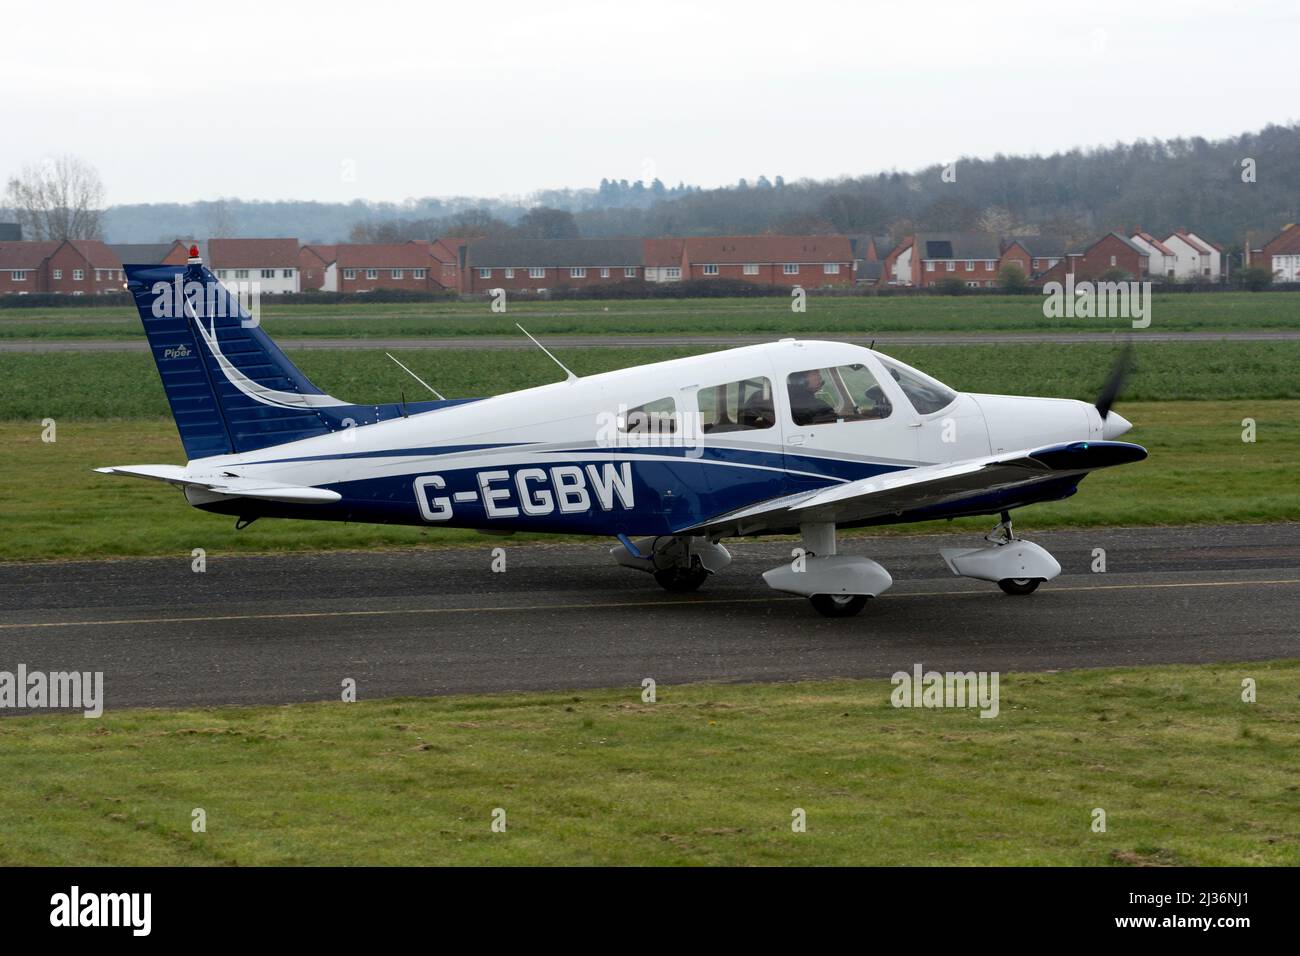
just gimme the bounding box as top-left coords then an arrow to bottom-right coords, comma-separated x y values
4,155 -> 106,241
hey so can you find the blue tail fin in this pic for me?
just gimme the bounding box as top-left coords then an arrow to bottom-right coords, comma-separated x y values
125,256 -> 464,460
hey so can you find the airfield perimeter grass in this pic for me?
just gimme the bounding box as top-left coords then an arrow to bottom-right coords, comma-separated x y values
2,340 -> 1300,421
0,660 -> 1295,865
1,400 -> 1295,561
2,290 -> 1299,339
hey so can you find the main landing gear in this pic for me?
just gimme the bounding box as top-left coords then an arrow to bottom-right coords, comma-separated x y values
939,512 -> 1061,596
761,523 -> 892,618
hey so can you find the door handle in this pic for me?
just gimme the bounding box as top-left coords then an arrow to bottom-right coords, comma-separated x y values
788,434 -> 807,446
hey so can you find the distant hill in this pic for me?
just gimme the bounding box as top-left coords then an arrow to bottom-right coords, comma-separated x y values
101,123 -> 1300,248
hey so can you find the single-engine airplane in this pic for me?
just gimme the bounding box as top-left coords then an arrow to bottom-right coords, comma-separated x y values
98,249 -> 1147,616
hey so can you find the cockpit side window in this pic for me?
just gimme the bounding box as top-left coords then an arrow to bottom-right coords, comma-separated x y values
697,377 -> 775,432
620,396 -> 677,435
877,356 -> 957,415
786,364 -> 893,426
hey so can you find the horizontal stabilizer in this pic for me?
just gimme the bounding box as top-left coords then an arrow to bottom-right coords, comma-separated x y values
95,465 -> 341,504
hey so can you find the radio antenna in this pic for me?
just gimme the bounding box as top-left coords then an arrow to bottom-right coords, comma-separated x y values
385,352 -> 445,400
517,324 -> 577,382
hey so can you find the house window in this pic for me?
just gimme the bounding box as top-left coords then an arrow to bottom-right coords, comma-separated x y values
73,269 -> 84,280
479,268 -> 491,279
235,269 -> 249,279
391,269 -> 403,279
624,267 -> 636,278
824,262 -> 840,274
1049,258 -> 1059,268
964,260 -> 974,270
505,268 -> 514,279
1032,258 -> 1040,269
925,261 -> 935,272
945,261 -> 955,272
1110,255 -> 1117,267
743,263 -> 759,275
413,269 -> 426,279
529,267 -> 545,279
52,269 -> 62,279
985,260 -> 995,271
665,267 -> 681,279
343,269 -> 356,280
366,269 -> 378,280
261,269 -> 275,279
600,267 -> 610,278
12,270 -> 27,281
282,269 -> 293,278
570,267 -> 586,278
217,270 -> 228,279
702,264 -> 719,276
783,264 -> 798,275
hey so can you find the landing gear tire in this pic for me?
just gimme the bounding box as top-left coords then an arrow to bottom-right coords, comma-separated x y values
654,564 -> 710,593
809,593 -> 870,618
997,577 -> 1041,596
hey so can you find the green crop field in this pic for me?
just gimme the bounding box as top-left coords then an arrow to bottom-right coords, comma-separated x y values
2,290 -> 1298,339
2,340 -> 1299,422
0,661 -> 1295,865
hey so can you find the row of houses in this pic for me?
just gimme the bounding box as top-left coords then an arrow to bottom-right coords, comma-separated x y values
2,223 -> 1298,296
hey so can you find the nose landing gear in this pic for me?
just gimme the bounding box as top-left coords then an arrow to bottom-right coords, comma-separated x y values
939,512 -> 1061,596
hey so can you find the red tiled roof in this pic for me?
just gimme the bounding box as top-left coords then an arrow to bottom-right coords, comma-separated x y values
0,241 -> 59,270
682,235 -> 853,264
333,242 -> 438,269
643,237 -> 685,267
300,244 -> 337,265
65,239 -> 122,269
1170,230 -> 1212,255
1262,223 -> 1300,256
1134,231 -> 1175,256
209,238 -> 301,269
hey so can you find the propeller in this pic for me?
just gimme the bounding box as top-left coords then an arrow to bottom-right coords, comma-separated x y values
1095,343 -> 1135,438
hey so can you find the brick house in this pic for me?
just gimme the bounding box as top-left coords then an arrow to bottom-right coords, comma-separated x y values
879,237 -> 915,286
428,238 -> 465,292
46,240 -> 125,294
298,245 -> 336,291
680,235 -> 854,287
463,239 -> 645,294
209,238 -> 301,293
0,241 -> 58,293
1004,236 -> 1073,281
908,233 -> 1004,288
644,238 -> 685,283
1035,233 -> 1150,286
1251,223 -> 1300,282
333,242 -> 449,294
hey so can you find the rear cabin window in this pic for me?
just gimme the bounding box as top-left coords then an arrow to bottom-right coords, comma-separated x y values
697,377 -> 775,432
878,356 -> 957,415
786,364 -> 893,426
620,396 -> 677,435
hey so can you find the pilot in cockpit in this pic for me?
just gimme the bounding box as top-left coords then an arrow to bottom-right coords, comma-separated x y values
788,369 -> 838,426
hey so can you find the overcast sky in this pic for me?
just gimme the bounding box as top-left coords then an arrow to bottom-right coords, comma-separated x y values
4,0 -> 1296,206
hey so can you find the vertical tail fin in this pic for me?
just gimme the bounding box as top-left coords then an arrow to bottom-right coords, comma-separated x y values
125,253 -> 350,459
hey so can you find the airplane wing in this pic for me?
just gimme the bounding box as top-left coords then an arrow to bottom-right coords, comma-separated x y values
94,465 -> 342,504
679,440 -> 1147,537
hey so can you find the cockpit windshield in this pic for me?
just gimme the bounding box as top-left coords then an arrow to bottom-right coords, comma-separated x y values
876,355 -> 958,415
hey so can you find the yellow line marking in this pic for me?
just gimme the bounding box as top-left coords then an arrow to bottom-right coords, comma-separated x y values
1,578 -> 1297,631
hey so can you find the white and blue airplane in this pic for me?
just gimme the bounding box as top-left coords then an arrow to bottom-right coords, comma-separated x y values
98,250 -> 1146,616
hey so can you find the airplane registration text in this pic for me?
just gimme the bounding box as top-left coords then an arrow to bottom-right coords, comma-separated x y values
414,463 -> 635,522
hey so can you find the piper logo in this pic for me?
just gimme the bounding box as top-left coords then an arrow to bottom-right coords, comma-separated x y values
50,886 -> 151,936
162,344 -> 193,360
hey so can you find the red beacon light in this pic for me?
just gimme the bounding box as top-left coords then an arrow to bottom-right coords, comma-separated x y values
187,244 -> 201,264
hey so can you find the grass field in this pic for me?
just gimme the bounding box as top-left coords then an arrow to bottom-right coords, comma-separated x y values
3,340 -> 1299,421
2,291 -> 1298,339
2,401 -> 1294,561
0,660 -> 1295,865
